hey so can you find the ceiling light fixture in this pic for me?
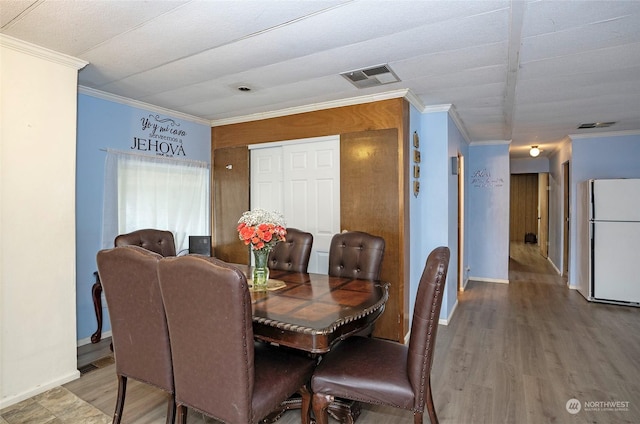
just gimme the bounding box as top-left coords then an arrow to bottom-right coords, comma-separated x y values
529,146 -> 541,157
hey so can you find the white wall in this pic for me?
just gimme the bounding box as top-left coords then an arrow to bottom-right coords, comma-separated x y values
0,35 -> 87,408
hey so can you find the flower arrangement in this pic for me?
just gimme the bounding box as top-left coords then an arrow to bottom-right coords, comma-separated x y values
237,208 -> 287,251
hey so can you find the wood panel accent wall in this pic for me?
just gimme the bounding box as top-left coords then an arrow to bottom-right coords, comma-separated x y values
213,146 -> 250,263
341,129 -> 402,340
211,98 -> 410,342
510,173 -> 539,242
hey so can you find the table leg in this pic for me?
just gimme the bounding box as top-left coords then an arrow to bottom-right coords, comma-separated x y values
90,271 -> 103,344
262,396 -> 361,423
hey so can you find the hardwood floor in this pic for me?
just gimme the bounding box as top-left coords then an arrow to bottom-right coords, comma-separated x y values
3,242 -> 639,423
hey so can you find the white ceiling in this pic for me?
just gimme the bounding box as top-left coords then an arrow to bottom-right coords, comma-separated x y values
2,0 -> 640,157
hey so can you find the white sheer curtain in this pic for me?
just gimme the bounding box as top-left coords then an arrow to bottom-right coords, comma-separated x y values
102,149 -> 210,253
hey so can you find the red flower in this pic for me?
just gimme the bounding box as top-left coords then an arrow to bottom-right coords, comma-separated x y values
240,226 -> 254,241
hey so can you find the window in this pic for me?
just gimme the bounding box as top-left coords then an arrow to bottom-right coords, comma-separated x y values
102,150 -> 209,253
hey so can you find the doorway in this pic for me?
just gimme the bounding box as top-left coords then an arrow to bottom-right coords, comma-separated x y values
457,153 -> 465,291
563,161 -> 570,277
510,172 -> 550,259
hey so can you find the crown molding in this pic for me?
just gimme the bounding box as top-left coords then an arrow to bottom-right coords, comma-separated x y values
569,129 -> 640,140
469,139 -> 511,146
412,103 -> 471,144
79,86 -> 211,126
211,89 -> 411,127
447,105 -> 471,144
0,34 -> 87,70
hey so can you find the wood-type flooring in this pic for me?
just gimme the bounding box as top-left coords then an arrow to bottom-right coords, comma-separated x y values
2,242 -> 638,423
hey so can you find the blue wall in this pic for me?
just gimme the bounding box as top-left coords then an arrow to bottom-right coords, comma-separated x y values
409,105 -> 423,330
75,93 -> 211,342
447,114 -> 468,316
467,143 -> 510,282
415,111 -> 450,323
408,108 -> 468,328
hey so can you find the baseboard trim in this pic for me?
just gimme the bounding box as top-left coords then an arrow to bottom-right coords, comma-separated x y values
439,298 -> 458,325
0,370 -> 80,409
470,276 -> 510,284
547,257 -> 561,275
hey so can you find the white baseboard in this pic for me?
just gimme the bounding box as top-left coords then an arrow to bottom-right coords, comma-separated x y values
469,276 -> 510,284
0,370 -> 80,409
402,297 -> 458,343
547,257 -> 561,275
439,298 -> 458,325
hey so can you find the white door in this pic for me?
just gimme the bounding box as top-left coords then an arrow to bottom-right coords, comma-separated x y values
250,136 -> 340,273
250,146 -> 283,213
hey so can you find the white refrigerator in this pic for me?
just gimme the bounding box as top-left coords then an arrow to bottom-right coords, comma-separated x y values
577,178 -> 640,306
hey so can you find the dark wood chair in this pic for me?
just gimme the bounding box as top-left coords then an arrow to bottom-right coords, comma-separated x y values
312,246 -> 450,424
322,231 -> 387,422
91,229 -> 176,344
328,231 -> 385,280
268,228 -> 313,273
157,255 -> 317,424
96,245 -> 176,424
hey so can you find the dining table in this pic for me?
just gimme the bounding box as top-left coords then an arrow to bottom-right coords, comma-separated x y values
232,264 -> 390,354
232,264 -> 390,423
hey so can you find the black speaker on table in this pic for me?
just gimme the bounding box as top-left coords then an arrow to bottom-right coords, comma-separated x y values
189,235 -> 212,256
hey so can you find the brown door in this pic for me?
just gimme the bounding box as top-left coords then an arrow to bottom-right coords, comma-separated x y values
341,129 -> 403,342
538,173 -> 549,257
510,173 -> 539,243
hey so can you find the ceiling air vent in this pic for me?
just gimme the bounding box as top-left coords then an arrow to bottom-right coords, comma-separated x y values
577,122 -> 616,129
341,64 -> 400,89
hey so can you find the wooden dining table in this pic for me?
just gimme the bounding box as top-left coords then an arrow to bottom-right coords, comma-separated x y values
232,264 -> 390,354
232,264 -> 390,423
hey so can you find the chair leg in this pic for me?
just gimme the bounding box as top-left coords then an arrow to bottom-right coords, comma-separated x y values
299,384 -> 312,424
414,412 -> 423,424
312,393 -> 333,424
176,404 -> 188,424
165,395 -> 177,424
425,376 -> 439,424
113,375 -> 127,424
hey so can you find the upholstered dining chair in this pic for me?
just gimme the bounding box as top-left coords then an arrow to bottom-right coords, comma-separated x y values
312,246 -> 450,424
114,228 -> 177,257
268,228 -> 313,273
96,245 -> 176,424
157,255 -> 317,424
91,228 -> 178,346
328,231 -> 385,280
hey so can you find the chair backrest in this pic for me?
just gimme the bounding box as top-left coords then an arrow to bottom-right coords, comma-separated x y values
328,231 -> 385,280
158,255 -> 256,423
406,246 -> 450,411
268,228 -> 313,273
96,245 -> 173,392
115,228 -> 176,257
